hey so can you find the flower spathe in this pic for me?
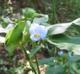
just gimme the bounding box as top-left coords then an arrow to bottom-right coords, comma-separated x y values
29,23 -> 48,41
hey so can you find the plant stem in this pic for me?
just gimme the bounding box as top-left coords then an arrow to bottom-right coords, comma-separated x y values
35,55 -> 41,74
51,0 -> 59,23
23,47 -> 37,74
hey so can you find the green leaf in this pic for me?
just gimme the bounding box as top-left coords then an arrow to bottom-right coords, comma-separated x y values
47,35 -> 80,50
47,18 -> 80,36
69,55 -> 80,62
5,20 -> 25,55
6,44 -> 17,56
46,64 -> 65,74
1,16 -> 12,28
70,63 -> 80,74
47,23 -> 72,35
38,57 -> 54,65
72,18 -> 80,26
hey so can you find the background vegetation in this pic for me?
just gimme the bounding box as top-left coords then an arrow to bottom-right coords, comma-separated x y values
0,0 -> 80,74
0,0 -> 80,23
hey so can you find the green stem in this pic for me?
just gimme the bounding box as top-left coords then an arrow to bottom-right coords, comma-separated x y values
51,0 -> 59,23
23,47 -> 37,74
35,55 -> 41,74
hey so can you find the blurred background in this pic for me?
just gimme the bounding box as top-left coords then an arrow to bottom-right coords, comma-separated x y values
0,0 -> 80,23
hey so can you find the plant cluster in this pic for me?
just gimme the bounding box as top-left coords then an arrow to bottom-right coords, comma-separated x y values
0,8 -> 80,74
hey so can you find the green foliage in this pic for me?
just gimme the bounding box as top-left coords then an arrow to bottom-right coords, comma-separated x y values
46,64 -> 65,74
0,7 -> 80,74
6,20 -> 25,56
22,8 -> 38,20
38,57 -> 54,65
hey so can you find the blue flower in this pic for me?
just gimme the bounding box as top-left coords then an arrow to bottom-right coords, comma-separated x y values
58,51 -> 64,56
29,23 -> 48,41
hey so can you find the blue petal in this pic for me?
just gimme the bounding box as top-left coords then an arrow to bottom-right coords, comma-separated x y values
29,23 -> 40,35
38,25 -> 48,39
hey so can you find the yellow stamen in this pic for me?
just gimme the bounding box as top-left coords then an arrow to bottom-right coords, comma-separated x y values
34,34 -> 40,38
